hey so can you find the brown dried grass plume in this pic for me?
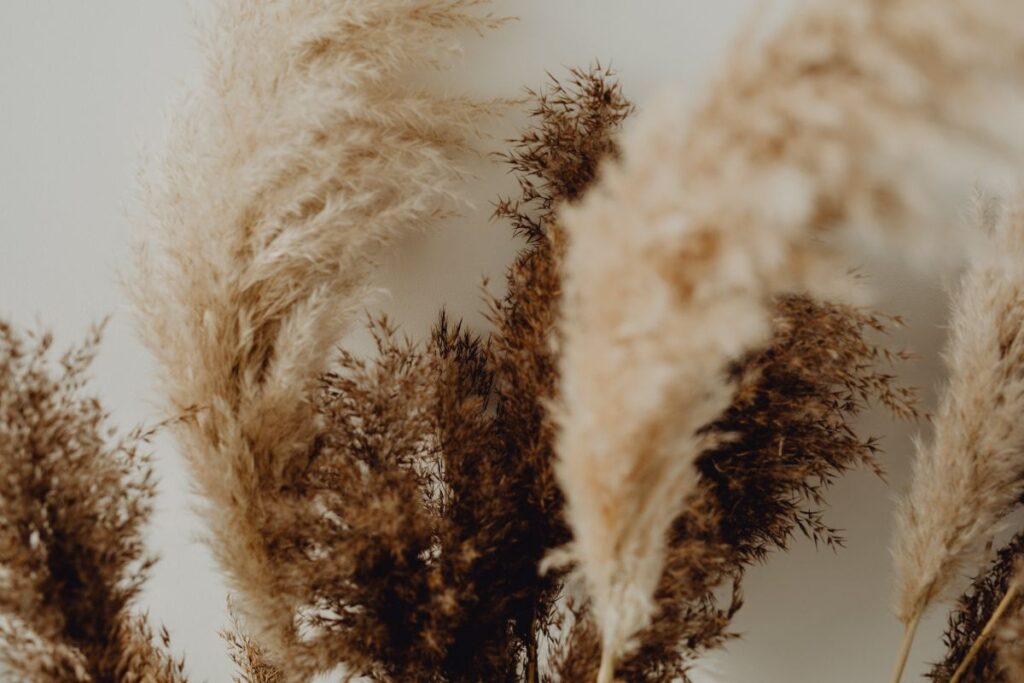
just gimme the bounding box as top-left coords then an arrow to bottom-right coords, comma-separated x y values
283,65 -> 632,681
0,320 -> 185,682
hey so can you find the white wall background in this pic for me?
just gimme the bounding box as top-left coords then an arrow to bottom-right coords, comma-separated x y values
0,2 -> 970,681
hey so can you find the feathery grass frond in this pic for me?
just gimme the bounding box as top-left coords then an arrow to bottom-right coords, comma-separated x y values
701,295 -> 917,561
0,321 -> 185,682
130,1 -> 498,676
304,316 -> 510,680
549,296 -> 915,681
285,65 -> 632,681
487,62 -> 633,662
894,197 -> 1024,629
555,1 -> 1024,675
223,603 -> 284,683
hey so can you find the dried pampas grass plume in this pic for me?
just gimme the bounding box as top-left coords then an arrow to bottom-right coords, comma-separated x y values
130,0 -> 499,677
893,195 -> 1024,681
555,0 -> 1024,678
0,321 -> 185,682
952,568 -> 1022,683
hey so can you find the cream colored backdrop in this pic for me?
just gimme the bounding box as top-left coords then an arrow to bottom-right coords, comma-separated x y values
0,2 -> 960,681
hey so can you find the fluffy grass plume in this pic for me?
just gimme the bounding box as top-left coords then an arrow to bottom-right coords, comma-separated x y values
131,0 -> 498,677
0,321 -> 185,682
549,296 -> 915,681
555,1 -> 1024,678
894,196 -> 1024,634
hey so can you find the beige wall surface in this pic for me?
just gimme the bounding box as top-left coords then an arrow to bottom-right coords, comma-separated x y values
0,2 -> 971,681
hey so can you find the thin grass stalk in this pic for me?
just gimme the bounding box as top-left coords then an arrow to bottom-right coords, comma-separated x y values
950,582 -> 1022,683
890,611 -> 923,683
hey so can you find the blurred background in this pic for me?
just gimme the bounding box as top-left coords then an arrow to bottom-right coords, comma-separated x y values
0,1 -> 968,680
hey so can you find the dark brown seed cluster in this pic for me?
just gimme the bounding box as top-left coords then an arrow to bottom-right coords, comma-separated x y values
928,533 -> 1024,683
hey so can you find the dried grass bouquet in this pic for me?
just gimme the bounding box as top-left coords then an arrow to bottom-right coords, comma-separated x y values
6,1 -> 1024,681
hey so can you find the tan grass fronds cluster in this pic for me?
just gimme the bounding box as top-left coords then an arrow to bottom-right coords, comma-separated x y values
555,0 -> 1024,676
131,0 -> 498,677
0,321 -> 185,682
10,1 -> 1024,680
894,196 -> 1024,629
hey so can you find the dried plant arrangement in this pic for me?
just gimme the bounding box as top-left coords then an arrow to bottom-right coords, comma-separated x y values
892,197 -> 1024,682
0,321 -> 186,682
8,1 -> 1024,682
553,0 -> 1024,678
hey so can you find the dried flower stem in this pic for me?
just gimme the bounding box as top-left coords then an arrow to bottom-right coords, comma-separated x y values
890,611 -> 923,683
597,650 -> 615,683
950,582 -> 1022,683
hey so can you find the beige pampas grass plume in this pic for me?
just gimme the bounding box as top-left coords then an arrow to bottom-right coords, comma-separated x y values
554,95 -> 773,683
892,195 -> 1024,681
555,1 -> 1024,679
130,0 -> 497,677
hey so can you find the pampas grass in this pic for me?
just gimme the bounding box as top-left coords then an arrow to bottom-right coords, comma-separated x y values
892,196 -> 1024,681
130,0 -> 498,677
548,294 -> 916,681
0,321 -> 185,682
222,605 -> 283,683
555,0 -> 1024,678
8,1 -> 1024,681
